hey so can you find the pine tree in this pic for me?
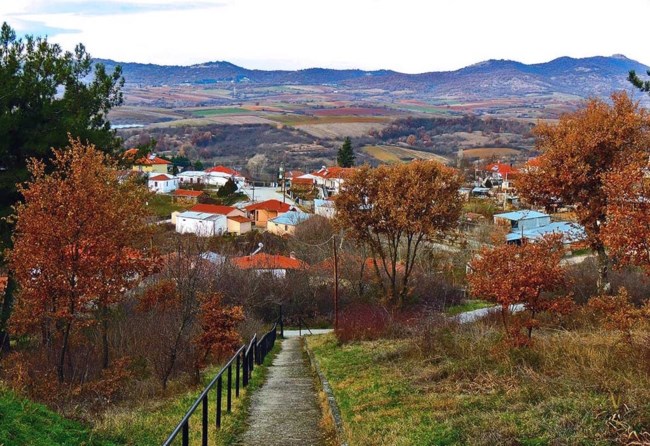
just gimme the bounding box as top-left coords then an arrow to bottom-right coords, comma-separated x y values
337,137 -> 355,167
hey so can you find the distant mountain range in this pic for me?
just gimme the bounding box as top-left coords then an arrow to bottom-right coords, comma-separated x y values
95,55 -> 650,100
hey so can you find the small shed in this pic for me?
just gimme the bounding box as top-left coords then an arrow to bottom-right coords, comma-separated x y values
494,210 -> 551,232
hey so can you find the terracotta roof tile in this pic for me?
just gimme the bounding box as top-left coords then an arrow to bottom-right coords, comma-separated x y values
149,174 -> 174,181
228,216 -> 252,224
245,199 -> 292,213
205,166 -> 242,176
231,253 -> 307,270
190,204 -> 236,215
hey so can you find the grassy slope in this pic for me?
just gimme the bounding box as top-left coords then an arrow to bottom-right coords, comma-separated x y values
0,387 -> 117,446
94,342 -> 281,445
308,329 -> 650,446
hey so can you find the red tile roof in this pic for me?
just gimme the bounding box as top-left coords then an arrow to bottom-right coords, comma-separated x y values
228,216 -> 252,224
291,178 -> 314,186
205,166 -> 242,176
485,163 -> 518,177
231,253 -> 307,270
136,154 -> 171,166
311,166 -> 356,179
245,199 -> 292,213
174,189 -> 205,197
190,204 -> 237,215
285,170 -> 305,179
150,174 -> 174,181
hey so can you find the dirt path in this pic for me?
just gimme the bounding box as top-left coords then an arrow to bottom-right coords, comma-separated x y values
237,337 -> 328,446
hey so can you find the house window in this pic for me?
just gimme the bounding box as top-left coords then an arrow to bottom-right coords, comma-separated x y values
284,225 -> 288,230
155,181 -> 158,187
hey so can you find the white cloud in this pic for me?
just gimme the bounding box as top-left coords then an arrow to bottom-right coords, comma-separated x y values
2,0 -> 650,72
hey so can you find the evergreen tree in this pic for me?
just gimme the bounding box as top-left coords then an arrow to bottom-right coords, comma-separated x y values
337,137 -> 355,167
194,160 -> 204,170
217,178 -> 238,197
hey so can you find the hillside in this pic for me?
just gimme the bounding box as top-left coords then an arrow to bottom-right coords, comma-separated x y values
96,54 -> 650,101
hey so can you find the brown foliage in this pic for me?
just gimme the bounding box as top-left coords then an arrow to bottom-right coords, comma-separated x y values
9,137 -> 154,382
335,161 -> 463,305
588,288 -> 650,341
518,92 -> 650,293
467,235 -> 568,344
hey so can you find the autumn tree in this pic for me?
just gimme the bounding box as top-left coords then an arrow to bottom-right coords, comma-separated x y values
9,138 -> 153,382
337,137 -> 355,168
336,161 -> 463,305
467,235 -> 569,344
518,92 -> 650,294
602,151 -> 650,274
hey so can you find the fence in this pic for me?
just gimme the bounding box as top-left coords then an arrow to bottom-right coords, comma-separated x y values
162,317 -> 283,446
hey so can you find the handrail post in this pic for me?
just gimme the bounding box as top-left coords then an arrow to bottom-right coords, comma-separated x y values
227,363 -> 232,413
236,353 -> 241,396
216,375 -> 222,428
182,421 -> 189,446
202,395 -> 208,446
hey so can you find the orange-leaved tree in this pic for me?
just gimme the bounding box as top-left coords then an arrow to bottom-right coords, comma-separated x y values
602,150 -> 650,274
518,92 -> 650,294
336,161 -> 463,305
467,235 -> 569,344
9,137 -> 153,382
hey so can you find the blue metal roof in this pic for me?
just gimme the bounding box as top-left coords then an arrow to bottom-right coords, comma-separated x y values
507,221 -> 586,243
269,211 -> 313,226
314,199 -> 334,207
494,210 -> 548,221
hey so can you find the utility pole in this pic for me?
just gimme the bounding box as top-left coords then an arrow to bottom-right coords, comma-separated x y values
333,235 -> 339,330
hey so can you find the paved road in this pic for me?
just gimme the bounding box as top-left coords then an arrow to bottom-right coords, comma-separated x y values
237,337 -> 327,446
283,329 -> 333,338
239,186 -> 297,207
453,303 -> 525,323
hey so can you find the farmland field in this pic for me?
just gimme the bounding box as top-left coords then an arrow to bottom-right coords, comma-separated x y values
191,107 -> 249,117
363,145 -> 451,164
461,147 -> 521,158
297,122 -> 388,139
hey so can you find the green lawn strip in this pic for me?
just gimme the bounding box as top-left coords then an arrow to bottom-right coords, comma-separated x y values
94,342 -> 281,445
445,299 -> 493,316
307,333 -> 647,445
146,194 -> 189,218
0,385 -> 117,446
191,108 -> 249,117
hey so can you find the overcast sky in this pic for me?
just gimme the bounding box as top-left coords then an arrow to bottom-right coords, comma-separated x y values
2,0 -> 649,73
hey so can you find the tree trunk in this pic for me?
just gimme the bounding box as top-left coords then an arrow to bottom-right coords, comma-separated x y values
596,244 -> 611,295
57,320 -> 72,383
101,308 -> 109,369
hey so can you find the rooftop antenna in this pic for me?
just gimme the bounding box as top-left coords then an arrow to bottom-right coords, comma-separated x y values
250,242 -> 263,257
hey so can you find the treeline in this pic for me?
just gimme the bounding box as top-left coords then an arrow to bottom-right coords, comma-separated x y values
367,115 -> 535,152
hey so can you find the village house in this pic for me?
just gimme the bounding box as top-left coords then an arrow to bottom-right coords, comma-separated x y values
188,204 -> 251,235
301,166 -> 356,197
204,166 -> 246,187
173,189 -> 208,204
131,153 -> 172,174
231,252 -> 308,278
175,211 -> 227,237
494,210 -> 586,246
148,173 -> 179,194
314,198 -> 336,219
245,199 -> 295,228
267,211 -> 314,236
177,170 -> 207,185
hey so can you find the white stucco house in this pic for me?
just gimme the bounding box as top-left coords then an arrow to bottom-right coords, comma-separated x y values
175,211 -> 227,237
177,171 -> 207,185
148,173 -> 179,194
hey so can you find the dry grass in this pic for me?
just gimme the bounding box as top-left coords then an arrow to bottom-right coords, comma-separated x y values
307,323 -> 650,446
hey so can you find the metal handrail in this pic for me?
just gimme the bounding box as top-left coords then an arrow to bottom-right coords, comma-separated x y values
162,317 -> 282,446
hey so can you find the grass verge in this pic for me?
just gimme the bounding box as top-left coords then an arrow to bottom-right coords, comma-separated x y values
307,327 -> 650,446
0,383 -> 117,446
93,341 -> 281,445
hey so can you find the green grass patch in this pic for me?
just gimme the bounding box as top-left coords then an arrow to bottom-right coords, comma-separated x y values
0,385 -> 117,446
445,299 -> 493,316
191,108 -> 249,117
94,341 -> 281,445
146,194 -> 189,218
307,329 -> 650,445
